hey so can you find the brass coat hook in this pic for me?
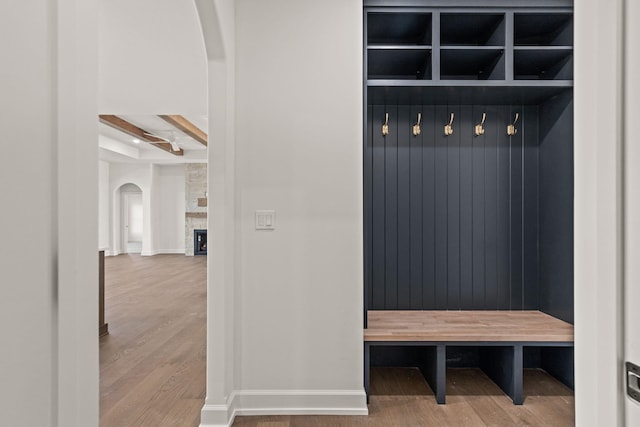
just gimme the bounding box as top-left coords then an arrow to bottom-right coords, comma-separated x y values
444,112 -> 454,136
413,112 -> 422,136
382,112 -> 389,136
475,112 -> 487,136
507,112 -> 519,136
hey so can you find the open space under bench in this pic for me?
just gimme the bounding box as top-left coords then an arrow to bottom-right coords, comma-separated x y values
364,310 -> 574,405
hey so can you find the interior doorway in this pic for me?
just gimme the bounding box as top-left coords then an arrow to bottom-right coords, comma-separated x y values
119,183 -> 143,254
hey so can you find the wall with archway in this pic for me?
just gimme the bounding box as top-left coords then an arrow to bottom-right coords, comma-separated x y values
99,162 -> 185,256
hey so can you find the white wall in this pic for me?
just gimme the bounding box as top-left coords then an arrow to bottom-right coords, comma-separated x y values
574,0 -> 626,426
235,0 -> 363,392
200,0 -> 365,424
157,165 -> 186,253
625,0 -> 640,424
103,162 -> 185,255
99,0 -> 207,115
0,1 -> 99,426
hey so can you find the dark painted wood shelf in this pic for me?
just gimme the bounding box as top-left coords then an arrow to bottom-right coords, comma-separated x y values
367,84 -> 572,105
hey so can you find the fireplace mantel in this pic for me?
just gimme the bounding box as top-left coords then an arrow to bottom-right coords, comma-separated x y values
185,212 -> 207,219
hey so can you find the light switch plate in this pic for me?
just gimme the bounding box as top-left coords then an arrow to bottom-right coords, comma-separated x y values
255,210 -> 276,230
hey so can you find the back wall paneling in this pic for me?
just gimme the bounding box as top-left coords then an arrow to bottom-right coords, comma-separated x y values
365,104 -> 540,311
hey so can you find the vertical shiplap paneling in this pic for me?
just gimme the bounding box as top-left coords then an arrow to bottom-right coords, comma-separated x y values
447,105 -> 462,309
497,105 -> 512,309
538,93 -> 574,323
366,103 -> 539,311
434,105 -> 449,309
422,105 -> 437,309
472,104 -> 487,309
509,105 -> 524,310
385,106 -> 399,309
484,105 -> 499,309
371,104 -> 386,309
459,105 -> 474,309
397,105 -> 412,309
523,106 -> 540,310
365,105 -> 373,311
410,104 -> 424,309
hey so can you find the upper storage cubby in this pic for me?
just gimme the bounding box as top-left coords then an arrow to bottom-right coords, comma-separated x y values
441,48 -> 504,80
367,12 -> 432,46
514,13 -> 573,46
514,49 -> 573,80
440,13 -> 505,46
364,6 -> 573,91
368,48 -> 432,80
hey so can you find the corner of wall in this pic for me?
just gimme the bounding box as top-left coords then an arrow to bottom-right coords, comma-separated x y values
199,396 -> 236,427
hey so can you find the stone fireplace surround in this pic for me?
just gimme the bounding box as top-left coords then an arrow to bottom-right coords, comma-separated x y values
185,164 -> 207,256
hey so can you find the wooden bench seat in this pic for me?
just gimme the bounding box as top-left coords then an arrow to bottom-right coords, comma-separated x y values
364,310 -> 574,405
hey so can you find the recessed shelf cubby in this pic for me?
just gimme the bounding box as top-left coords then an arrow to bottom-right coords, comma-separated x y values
514,13 -> 573,46
514,48 -> 573,80
368,48 -> 432,80
440,13 -> 505,46
441,48 -> 504,80
367,12 -> 432,46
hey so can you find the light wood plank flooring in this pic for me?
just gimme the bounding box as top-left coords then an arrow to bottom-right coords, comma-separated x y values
234,368 -> 574,426
100,254 -> 574,427
100,254 -> 206,427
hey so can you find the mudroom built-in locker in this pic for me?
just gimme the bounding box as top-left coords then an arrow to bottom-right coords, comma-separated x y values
363,0 -> 574,406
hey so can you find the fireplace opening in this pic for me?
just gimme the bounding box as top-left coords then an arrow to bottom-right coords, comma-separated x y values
194,229 -> 207,255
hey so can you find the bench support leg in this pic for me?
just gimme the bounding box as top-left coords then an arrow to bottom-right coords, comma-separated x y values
419,345 -> 446,404
480,345 -> 523,405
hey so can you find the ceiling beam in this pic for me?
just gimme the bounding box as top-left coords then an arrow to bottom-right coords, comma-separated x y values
158,115 -> 208,146
98,115 -> 184,156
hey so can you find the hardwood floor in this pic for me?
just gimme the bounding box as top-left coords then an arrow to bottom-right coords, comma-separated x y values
234,368 -> 574,426
100,254 -> 206,427
100,254 -> 574,427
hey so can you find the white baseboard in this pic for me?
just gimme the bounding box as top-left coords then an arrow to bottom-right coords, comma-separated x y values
199,402 -> 235,427
200,389 -> 368,427
141,249 -> 186,256
105,250 -> 119,257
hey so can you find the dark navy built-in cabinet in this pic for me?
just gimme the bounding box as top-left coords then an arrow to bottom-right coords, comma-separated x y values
363,0 -> 574,387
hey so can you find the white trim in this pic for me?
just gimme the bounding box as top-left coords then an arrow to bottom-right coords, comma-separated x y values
233,389 -> 368,416
150,249 -> 186,255
200,390 -> 367,427
199,402 -> 235,427
110,249 -> 186,257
